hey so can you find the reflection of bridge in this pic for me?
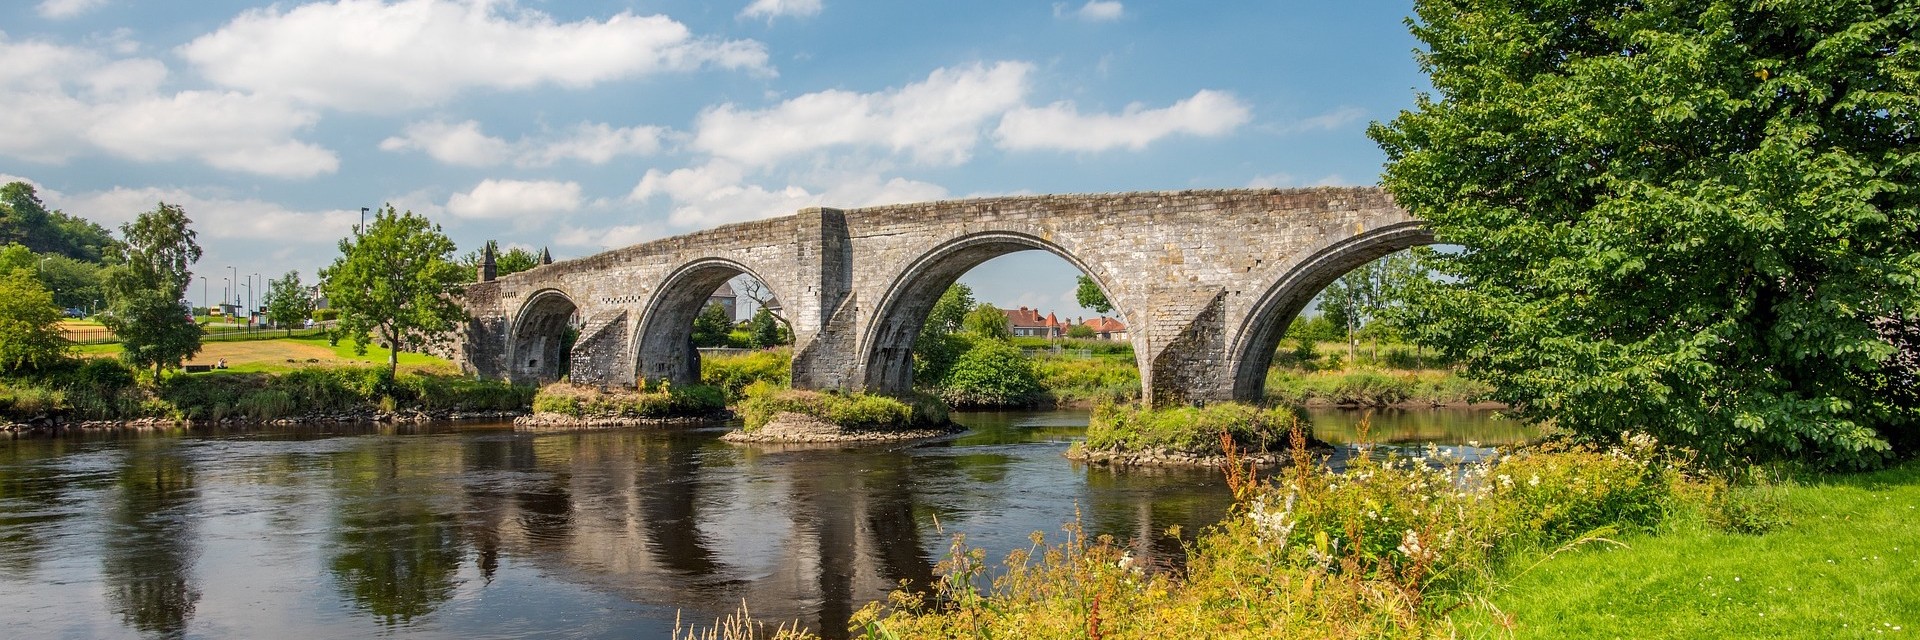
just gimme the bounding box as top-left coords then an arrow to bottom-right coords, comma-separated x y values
451,187 -> 1429,405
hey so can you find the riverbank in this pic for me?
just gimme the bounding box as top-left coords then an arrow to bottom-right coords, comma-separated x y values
4,408 -> 527,435
720,410 -> 963,444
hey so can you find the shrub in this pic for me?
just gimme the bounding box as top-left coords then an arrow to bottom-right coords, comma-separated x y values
939,339 -> 1042,408
1031,356 -> 1139,405
701,348 -> 791,400
1083,402 -> 1304,454
737,382 -> 948,431
530,382 -> 725,419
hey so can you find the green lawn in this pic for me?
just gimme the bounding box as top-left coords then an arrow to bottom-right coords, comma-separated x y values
76,336 -> 453,374
1468,463 -> 1920,638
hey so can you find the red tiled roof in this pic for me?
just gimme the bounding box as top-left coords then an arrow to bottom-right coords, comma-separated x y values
1083,317 -> 1127,332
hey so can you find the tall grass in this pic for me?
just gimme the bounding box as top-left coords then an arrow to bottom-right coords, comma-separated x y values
736,382 -> 949,431
1032,356 -> 1140,405
2,359 -> 536,422
1081,402 -> 1302,455
1265,368 -> 1492,407
530,380 -> 726,418
701,348 -> 792,401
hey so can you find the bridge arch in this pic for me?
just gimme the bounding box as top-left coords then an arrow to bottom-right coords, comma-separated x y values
860,231 -> 1131,396
633,258 -> 782,386
1228,220 -> 1435,401
508,288 -> 581,384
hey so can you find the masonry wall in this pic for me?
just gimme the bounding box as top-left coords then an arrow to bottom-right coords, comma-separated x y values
454,187 -> 1422,405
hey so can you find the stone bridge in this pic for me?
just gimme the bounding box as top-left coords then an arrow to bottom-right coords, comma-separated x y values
450,186 -> 1431,406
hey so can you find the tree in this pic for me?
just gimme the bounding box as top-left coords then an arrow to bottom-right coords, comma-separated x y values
321,205 -> 468,385
1075,275 -> 1113,314
1,182 -> 120,261
939,339 -> 1042,408
102,203 -> 202,377
0,270 -> 70,373
1067,324 -> 1095,339
746,307 -> 785,348
34,254 -> 105,312
914,283 -> 976,386
691,302 -> 734,348
1369,0 -> 1920,466
460,241 -> 540,278
962,303 -> 1013,342
262,270 -> 313,336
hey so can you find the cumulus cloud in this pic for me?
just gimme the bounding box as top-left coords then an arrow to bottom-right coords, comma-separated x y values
740,0 -> 823,21
381,119 -> 666,167
180,0 -> 771,112
0,36 -> 336,177
53,185 -> 358,241
1054,1 -> 1124,22
994,89 -> 1251,152
554,221 -> 667,250
446,179 -> 583,219
37,0 -> 110,20
692,61 -> 1031,166
627,160 -> 947,229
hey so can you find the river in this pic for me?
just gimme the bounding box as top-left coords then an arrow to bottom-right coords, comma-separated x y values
0,408 -> 1528,639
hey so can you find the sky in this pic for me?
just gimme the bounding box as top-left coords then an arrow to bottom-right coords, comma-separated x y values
0,0 -> 1427,320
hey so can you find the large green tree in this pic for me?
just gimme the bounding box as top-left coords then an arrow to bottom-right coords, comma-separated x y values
102,203 -> 202,376
1,182 -> 120,261
1370,0 -> 1920,466
914,283 -> 977,386
262,270 -> 313,336
691,302 -> 734,348
0,270 -> 70,374
321,206 -> 468,384
1075,275 -> 1113,314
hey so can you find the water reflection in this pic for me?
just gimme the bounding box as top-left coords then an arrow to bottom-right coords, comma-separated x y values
1308,407 -> 1538,446
0,408 -> 1519,639
104,440 -> 200,638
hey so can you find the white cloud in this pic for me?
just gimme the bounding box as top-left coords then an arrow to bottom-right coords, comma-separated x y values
0,36 -> 336,177
446,179 -> 582,219
628,160 -> 948,229
740,0 -> 823,21
37,0 -> 109,20
554,222 -> 666,249
1247,172 -> 1352,188
1054,1 -> 1124,22
995,89 -> 1251,152
180,0 -> 771,112
53,185 -> 358,241
88,90 -> 338,178
692,61 -> 1031,166
379,120 -> 512,167
1281,106 -> 1366,133
381,119 -> 665,167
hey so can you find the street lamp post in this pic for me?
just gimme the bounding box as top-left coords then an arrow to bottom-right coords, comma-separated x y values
360,207 -> 369,235
199,276 -> 207,315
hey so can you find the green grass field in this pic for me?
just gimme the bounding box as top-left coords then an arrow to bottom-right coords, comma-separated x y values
1467,463 -> 1920,638
76,336 -> 453,374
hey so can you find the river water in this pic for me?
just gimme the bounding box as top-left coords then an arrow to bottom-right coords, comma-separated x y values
0,408 -> 1527,639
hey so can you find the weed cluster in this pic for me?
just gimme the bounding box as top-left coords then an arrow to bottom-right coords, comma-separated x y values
530,380 -> 726,419
857,433 -> 1682,638
701,348 -> 792,401
1264,368 -> 1492,407
736,381 -> 949,432
1031,357 -> 1140,405
1082,402 -> 1303,455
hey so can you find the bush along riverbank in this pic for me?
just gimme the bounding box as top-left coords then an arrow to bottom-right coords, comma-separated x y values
1264,368 -> 1497,408
518,379 -> 728,428
2,360 -> 534,432
1067,402 -> 1326,468
722,381 -> 958,444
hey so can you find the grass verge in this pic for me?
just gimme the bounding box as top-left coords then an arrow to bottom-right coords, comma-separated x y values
531,380 -> 726,419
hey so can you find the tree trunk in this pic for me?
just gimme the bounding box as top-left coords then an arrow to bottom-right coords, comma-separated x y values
386,328 -> 400,387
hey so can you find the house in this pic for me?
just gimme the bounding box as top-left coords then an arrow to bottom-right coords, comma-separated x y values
707,282 -> 737,320
1003,306 -> 1071,338
1082,316 -> 1129,341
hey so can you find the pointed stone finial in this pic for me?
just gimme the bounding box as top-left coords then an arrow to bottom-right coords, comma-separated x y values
539,246 -> 552,265
480,241 -> 497,282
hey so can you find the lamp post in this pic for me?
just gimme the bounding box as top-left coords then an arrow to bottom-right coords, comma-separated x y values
228,266 -> 237,307
360,207 -> 369,235
199,276 -> 207,316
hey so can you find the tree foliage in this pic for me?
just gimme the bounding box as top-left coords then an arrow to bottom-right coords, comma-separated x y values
691,302 -> 734,348
1075,275 -> 1113,314
262,270 -> 313,336
101,203 -> 202,376
1370,0 -> 1920,466
939,339 -> 1043,408
321,206 -> 468,384
746,307 -> 787,348
962,303 -> 1014,342
0,270 -> 70,374
914,283 -> 977,385
0,182 -> 120,262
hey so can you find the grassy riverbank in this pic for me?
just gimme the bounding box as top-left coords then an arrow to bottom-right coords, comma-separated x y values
1464,463 -> 1920,637
675,437 -> 1916,639
3,361 -> 532,422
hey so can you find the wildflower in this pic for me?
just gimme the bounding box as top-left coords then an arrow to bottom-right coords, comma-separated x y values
1498,474 -> 1513,488
1529,474 -> 1541,487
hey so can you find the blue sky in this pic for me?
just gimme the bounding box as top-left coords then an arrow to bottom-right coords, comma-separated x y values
0,0 -> 1425,319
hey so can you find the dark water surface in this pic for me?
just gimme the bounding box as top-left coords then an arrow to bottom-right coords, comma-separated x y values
0,409 -> 1526,638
